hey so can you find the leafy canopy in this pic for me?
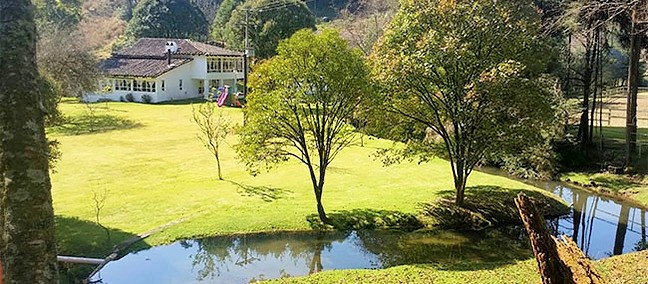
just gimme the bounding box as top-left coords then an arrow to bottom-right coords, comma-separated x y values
371,0 -> 562,203
211,0 -> 242,41
222,0 -> 316,58
126,0 -> 209,40
236,28 -> 370,222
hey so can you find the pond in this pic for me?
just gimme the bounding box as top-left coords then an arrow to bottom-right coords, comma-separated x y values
479,168 -> 648,259
90,179 -> 647,283
540,181 -> 647,259
90,229 -> 534,283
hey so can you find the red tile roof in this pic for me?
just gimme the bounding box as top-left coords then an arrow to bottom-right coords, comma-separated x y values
100,38 -> 243,78
116,38 -> 243,57
100,57 -> 192,78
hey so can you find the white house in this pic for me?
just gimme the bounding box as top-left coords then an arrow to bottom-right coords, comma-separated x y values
84,38 -> 245,103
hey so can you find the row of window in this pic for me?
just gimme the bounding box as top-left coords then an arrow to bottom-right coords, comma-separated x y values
103,79 -> 183,92
207,57 -> 244,73
113,79 -> 157,93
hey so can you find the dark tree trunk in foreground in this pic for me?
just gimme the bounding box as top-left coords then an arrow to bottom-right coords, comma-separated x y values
0,0 -> 59,283
625,10 -> 641,165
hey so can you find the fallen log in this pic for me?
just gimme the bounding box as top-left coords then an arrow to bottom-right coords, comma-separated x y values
515,193 -> 573,283
515,193 -> 603,284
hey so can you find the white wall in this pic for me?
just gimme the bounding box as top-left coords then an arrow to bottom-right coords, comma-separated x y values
84,55 -> 245,103
192,56 -> 207,79
156,62 -> 200,102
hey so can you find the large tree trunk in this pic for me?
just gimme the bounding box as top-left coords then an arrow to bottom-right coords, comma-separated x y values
625,11 -> 641,166
0,0 -> 59,283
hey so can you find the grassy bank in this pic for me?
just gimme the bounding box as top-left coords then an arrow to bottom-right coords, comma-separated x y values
559,172 -> 648,208
264,250 -> 648,284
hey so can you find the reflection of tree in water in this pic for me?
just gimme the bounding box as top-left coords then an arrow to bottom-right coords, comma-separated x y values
546,189 -> 601,255
549,188 -> 648,257
634,210 -> 647,252
353,230 -> 532,269
613,204 -> 631,255
190,231 -> 349,281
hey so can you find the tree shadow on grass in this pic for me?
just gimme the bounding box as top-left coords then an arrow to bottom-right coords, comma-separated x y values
227,180 -> 292,202
423,186 -> 570,231
55,215 -> 151,284
306,209 -> 424,231
49,113 -> 142,136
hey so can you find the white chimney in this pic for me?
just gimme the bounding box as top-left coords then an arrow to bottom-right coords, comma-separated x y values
165,41 -> 178,65
165,41 -> 178,53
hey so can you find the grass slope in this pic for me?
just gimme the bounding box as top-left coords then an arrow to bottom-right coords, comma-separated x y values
50,99 -> 561,258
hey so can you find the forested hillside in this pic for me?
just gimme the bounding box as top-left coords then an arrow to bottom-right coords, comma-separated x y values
68,0 -> 393,56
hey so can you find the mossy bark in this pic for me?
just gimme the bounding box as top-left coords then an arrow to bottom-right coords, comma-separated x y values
0,0 -> 59,283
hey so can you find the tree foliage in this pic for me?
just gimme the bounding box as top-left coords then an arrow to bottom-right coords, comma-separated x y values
37,27 -> 100,100
371,0 -> 562,205
0,0 -> 59,282
126,0 -> 209,40
33,0 -> 82,29
236,29 -> 371,223
336,0 -> 398,56
211,0 -> 242,41
222,0 -> 316,58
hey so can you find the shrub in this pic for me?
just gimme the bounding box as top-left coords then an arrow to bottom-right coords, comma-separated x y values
125,93 -> 134,102
119,96 -> 125,102
141,94 -> 152,104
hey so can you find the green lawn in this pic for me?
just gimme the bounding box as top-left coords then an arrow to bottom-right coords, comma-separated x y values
48,99 -> 624,282
559,172 -> 648,207
50,99 -> 557,254
265,250 -> 648,284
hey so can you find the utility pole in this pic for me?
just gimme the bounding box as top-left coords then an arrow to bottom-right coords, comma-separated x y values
243,9 -> 249,96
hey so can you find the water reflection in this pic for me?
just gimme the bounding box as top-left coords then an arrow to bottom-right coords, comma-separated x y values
477,167 -> 648,259
541,182 -> 647,259
92,230 -> 531,284
186,232 -> 351,282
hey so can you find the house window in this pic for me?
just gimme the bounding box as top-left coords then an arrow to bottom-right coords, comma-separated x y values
131,79 -> 156,92
116,79 -> 131,91
207,58 -> 222,73
142,81 -> 156,92
235,59 -> 243,72
161,80 -> 165,91
132,80 -> 142,92
223,58 -> 236,72
179,79 -> 183,90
